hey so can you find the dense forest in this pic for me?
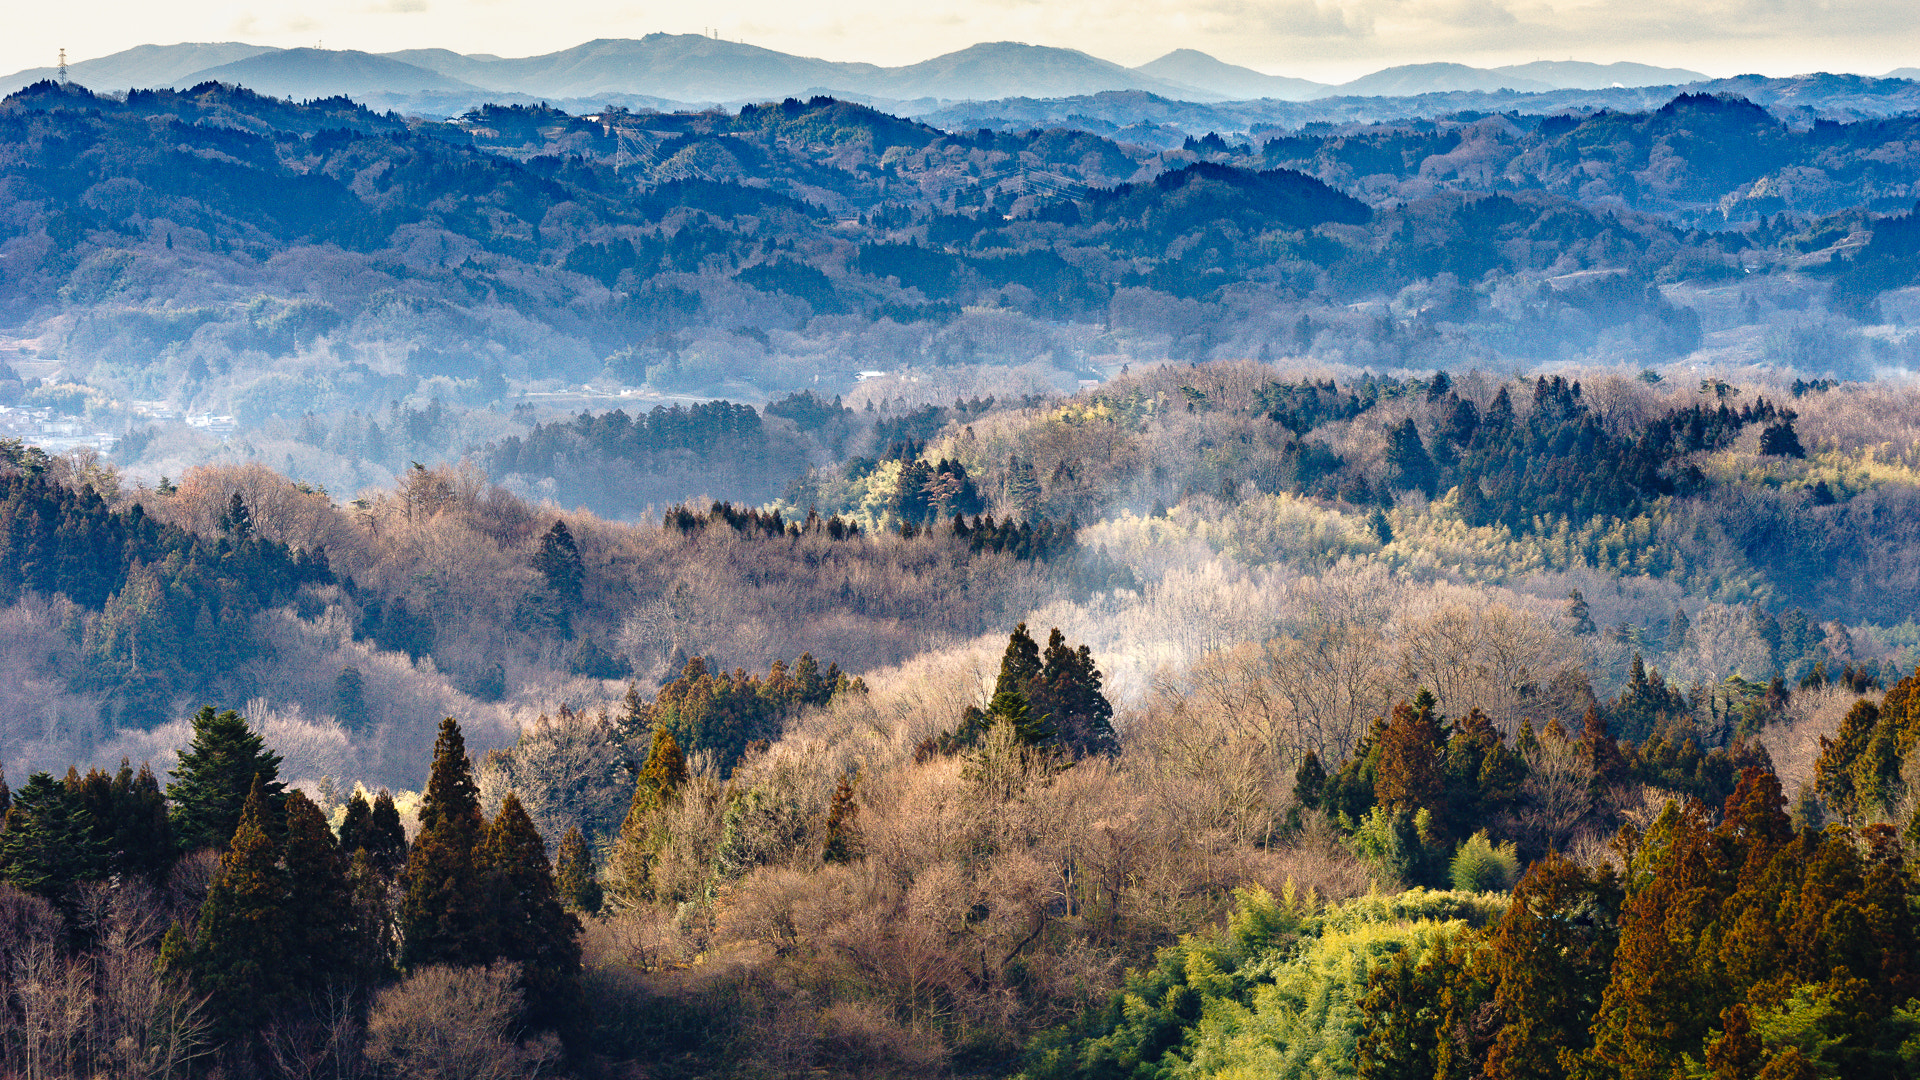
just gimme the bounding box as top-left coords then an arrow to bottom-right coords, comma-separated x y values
6,361 -> 1920,1076
9,64 -> 1920,1080
5,82 -> 1920,506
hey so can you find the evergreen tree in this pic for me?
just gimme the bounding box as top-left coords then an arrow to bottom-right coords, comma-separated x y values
68,759 -> 174,881
1482,852 -> 1622,1080
627,728 -> 689,822
338,789 -> 373,854
367,788 -> 409,876
0,772 -> 106,901
399,718 -> 489,970
1374,694 -> 1449,822
1566,590 -> 1597,635
1384,418 -> 1438,496
480,792 -> 585,1039
168,705 -> 285,852
218,492 -> 254,539
173,776 -> 289,1045
610,728 -> 688,905
1665,607 -> 1691,654
555,826 -> 603,914
280,791 -> 354,990
333,665 -> 368,732
534,520 -> 585,610
995,622 -> 1043,700
1033,628 -> 1119,756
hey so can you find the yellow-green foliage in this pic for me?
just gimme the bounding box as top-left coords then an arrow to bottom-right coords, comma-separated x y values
1020,886 -> 1506,1080
1176,917 -> 1473,1080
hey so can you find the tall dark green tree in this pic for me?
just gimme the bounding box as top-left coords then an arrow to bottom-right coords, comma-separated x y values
1482,852 -> 1622,1080
333,665 -> 368,732
398,718 -> 489,969
167,706 -> 285,852
554,826 -> 602,914
338,789 -> 373,854
1033,628 -> 1119,756
0,772 -> 106,901
280,791 -> 354,989
534,519 -> 585,609
67,759 -> 174,881
367,788 -> 409,877
481,792 -> 585,1040
171,777 -> 289,1046
1384,418 -> 1438,496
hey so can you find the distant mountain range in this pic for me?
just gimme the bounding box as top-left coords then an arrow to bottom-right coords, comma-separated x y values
1,37 -> 1732,112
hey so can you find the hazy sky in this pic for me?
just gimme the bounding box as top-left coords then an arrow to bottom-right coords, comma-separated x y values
8,0 -> 1918,83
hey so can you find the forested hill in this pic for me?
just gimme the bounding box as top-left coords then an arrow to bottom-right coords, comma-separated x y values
6,79 -> 1920,444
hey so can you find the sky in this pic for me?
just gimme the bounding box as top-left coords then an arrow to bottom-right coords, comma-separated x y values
6,0 -> 1918,84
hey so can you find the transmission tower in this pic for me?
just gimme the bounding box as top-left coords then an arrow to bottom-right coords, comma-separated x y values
58,49 -> 68,83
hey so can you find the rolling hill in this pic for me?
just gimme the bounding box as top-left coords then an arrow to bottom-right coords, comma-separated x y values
1131,49 -> 1329,100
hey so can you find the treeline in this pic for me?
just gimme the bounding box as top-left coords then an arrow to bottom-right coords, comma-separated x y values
0,708 -> 580,1077
1026,768 -> 1919,1079
921,365 -> 1920,623
0,441 -> 333,725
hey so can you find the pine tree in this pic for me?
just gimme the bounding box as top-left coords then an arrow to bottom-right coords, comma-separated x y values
399,718 -> 489,970
168,705 -> 285,852
1375,695 -> 1449,822
534,520 -> 585,610
1033,629 -> 1119,756
174,776 -> 289,1045
480,792 -> 585,1039
628,728 -> 688,822
1566,590 -> 1597,635
555,826 -> 603,914
1576,706 -> 1628,791
338,789 -> 373,854
0,772 -> 106,901
1482,853 -> 1622,1080
609,728 -> 689,905
1666,607 -> 1691,654
367,788 -> 409,877
995,622 -> 1043,700
280,791 -> 354,989
218,492 -> 254,539
1385,418 -> 1438,496
68,759 -> 174,881
333,665 -> 369,732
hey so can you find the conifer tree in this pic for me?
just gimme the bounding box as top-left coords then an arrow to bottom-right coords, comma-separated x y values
281,791 -> 354,990
555,826 -> 602,914
168,705 -> 285,852
480,792 -> 584,1039
0,772 -> 106,901
399,718 -> 489,969
628,728 -> 688,822
822,772 -> 860,864
338,789 -> 373,854
68,759 -> 174,882
333,665 -> 369,732
1482,852 -> 1622,1080
1576,706 -> 1628,791
1566,590 -> 1597,635
367,788 -> 409,877
174,776 -> 289,1045
1374,694 -> 1449,821
534,519 -> 585,610
609,728 -> 688,905
1033,628 -> 1119,756
1665,607 -> 1691,654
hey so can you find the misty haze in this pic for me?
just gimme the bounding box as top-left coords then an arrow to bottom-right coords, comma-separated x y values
5,8 -> 1920,1080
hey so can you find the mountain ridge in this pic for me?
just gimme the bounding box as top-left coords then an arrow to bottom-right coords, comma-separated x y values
0,39 -> 1813,110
